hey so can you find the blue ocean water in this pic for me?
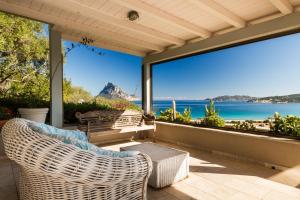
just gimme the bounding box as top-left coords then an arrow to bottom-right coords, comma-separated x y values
135,100 -> 300,120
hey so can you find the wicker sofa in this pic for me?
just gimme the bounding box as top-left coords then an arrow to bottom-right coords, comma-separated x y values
1,118 -> 152,200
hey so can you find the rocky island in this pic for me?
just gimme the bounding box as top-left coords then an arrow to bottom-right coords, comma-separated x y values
98,82 -> 138,101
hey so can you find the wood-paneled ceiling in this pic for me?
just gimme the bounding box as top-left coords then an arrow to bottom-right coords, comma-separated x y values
1,0 -> 300,57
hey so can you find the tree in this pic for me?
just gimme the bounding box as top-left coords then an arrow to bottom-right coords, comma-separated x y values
0,12 -> 100,102
63,79 -> 93,103
0,12 -> 49,98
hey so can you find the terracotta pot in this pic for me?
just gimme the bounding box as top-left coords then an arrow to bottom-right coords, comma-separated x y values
18,108 -> 49,123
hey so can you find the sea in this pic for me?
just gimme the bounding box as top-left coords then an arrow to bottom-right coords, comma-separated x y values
134,100 -> 300,120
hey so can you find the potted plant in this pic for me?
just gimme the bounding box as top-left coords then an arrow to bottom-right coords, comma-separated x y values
0,107 -> 14,128
144,112 -> 156,125
18,97 -> 49,123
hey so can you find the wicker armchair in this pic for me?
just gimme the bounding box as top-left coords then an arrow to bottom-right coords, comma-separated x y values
1,118 -> 152,200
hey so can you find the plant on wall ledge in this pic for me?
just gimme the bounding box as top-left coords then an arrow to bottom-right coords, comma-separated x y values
233,120 -> 255,131
157,108 -> 175,122
157,107 -> 192,124
176,107 -> 192,124
270,112 -> 300,136
201,99 -> 225,128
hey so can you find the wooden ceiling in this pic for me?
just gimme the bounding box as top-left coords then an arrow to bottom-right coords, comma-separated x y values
1,0 -> 300,57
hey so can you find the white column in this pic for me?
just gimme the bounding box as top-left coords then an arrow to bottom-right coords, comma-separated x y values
49,25 -> 63,127
142,63 -> 152,114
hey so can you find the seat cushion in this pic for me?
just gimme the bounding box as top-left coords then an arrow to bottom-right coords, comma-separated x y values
28,121 -> 139,158
63,139 -> 140,157
28,121 -> 88,142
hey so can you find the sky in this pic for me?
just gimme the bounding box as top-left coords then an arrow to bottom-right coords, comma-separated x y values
64,32 -> 300,99
63,42 -> 142,96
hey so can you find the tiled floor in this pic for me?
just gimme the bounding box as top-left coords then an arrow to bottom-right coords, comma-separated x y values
1,139 -> 300,200
0,158 -> 18,200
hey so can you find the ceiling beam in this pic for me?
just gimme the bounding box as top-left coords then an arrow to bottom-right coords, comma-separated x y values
63,34 -> 146,56
40,0 -> 185,46
54,25 -> 162,52
0,1 -> 162,53
113,0 -> 211,38
55,25 -> 153,55
269,0 -> 293,14
188,0 -> 245,28
143,11 -> 300,64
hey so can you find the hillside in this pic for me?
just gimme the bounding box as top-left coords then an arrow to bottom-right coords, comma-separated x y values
249,94 -> 300,103
208,94 -> 300,103
208,95 -> 256,102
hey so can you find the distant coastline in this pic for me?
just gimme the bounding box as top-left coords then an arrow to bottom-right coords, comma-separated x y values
205,94 -> 300,103
152,93 -> 300,103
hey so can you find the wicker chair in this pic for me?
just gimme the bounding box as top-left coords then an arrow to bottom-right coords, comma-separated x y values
1,118 -> 152,200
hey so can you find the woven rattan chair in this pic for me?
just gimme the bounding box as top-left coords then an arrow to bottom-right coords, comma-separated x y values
1,118 -> 152,200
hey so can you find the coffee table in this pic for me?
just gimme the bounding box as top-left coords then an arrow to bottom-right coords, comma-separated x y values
121,142 -> 189,188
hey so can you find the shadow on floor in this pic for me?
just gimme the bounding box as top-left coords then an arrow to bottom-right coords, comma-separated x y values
189,164 -> 278,178
100,139 -> 300,190
187,150 -> 300,189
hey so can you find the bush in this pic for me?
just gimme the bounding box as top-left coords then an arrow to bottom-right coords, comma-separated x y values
263,119 -> 270,123
176,108 -> 192,124
157,107 -> 192,124
270,112 -> 300,136
201,100 -> 225,127
0,97 -> 141,124
157,108 -> 173,122
94,97 -> 141,111
201,115 -> 225,127
64,102 -> 111,123
0,97 -> 49,115
233,121 -> 255,131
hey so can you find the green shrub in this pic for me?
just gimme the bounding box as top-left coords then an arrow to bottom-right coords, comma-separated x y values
94,97 -> 141,111
176,108 -> 192,124
0,97 -> 141,124
0,97 -> 49,116
63,102 -> 111,123
0,97 -> 49,109
0,97 -> 50,121
270,112 -> 300,136
157,107 -> 192,124
201,115 -> 225,127
157,108 -> 174,122
233,121 -> 255,131
201,100 -> 225,127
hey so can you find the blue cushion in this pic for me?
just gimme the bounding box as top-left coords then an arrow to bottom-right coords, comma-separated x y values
61,139 -> 140,158
28,121 -> 88,142
28,121 -> 139,158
